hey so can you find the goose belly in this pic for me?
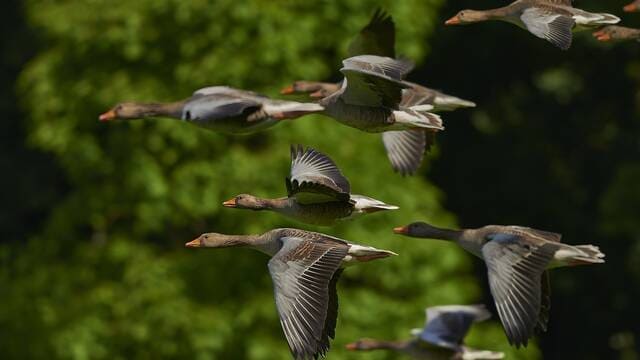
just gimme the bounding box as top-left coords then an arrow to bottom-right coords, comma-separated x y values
324,100 -> 393,132
278,201 -> 354,226
188,115 -> 277,134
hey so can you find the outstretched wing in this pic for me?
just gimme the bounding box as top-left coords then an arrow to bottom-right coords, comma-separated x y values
182,95 -> 262,122
520,7 -> 574,50
268,237 -> 348,360
419,304 -> 491,350
381,130 -> 430,175
340,55 -> 413,108
347,8 -> 396,58
286,145 -> 351,204
482,233 -> 558,348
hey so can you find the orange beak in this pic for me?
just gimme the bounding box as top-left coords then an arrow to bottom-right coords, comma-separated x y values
624,3 -> 638,12
99,109 -> 117,122
445,16 -> 461,25
222,198 -> 237,207
593,31 -> 612,42
280,85 -> 295,95
344,343 -> 358,351
185,238 -> 201,248
393,226 -> 408,234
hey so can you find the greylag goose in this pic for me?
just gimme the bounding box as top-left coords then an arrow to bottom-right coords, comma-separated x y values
624,0 -> 640,12
346,304 -> 504,359
393,222 -> 605,348
185,228 -> 396,360
593,25 -> 640,42
281,9 -> 474,175
223,145 -> 398,226
312,55 -> 445,175
99,86 -> 323,134
445,0 -> 620,50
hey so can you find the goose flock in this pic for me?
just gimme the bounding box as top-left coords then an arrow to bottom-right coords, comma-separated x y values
98,2 -> 626,359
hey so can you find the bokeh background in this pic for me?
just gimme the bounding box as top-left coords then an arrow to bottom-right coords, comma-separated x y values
1,0 -> 639,359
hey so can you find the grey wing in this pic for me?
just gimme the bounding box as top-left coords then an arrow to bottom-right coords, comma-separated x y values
420,304 -> 491,350
182,95 -> 262,122
482,234 -> 558,348
268,238 -> 348,360
381,130 -> 429,175
509,226 -> 563,243
520,7 -> 574,50
192,86 -> 269,100
340,55 -> 412,108
286,145 -> 351,204
347,8 -> 396,58
537,271 -> 551,332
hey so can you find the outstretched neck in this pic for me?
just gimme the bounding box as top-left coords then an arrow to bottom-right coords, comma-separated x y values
416,225 -> 463,241
206,233 -> 280,256
249,197 -> 289,211
136,101 -> 186,119
482,5 -> 519,21
357,340 -> 408,351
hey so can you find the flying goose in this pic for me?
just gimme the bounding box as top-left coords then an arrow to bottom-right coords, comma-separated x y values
185,228 -> 396,360
223,145 -> 398,226
346,304 -> 504,359
593,25 -> 640,42
99,86 -> 323,134
393,222 -> 605,347
302,55 -> 445,175
445,0 -> 620,50
282,9 -> 474,175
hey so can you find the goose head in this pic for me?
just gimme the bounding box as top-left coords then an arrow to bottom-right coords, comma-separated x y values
393,222 -> 448,238
99,102 -> 149,121
445,10 -> 492,25
185,233 -> 247,248
223,194 -> 269,210
593,26 -> 637,42
345,339 -> 387,351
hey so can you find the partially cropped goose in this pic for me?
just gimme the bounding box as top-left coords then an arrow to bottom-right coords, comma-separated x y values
223,145 -> 398,226
393,222 -> 605,348
99,86 -> 323,134
186,228 -> 396,360
346,304 -> 504,359
282,9 -> 475,112
445,0 -> 620,50
593,25 -> 640,42
624,0 -> 640,12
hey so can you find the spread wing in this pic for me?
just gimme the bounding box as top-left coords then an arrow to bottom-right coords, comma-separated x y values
347,8 -> 396,58
382,130 -> 431,175
419,304 -> 491,350
286,145 -> 351,204
482,233 -> 558,347
521,7 -> 575,50
268,237 -> 348,360
182,95 -> 262,122
340,55 -> 412,108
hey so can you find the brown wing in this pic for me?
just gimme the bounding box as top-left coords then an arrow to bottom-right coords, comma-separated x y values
268,237 -> 348,359
482,234 -> 559,347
